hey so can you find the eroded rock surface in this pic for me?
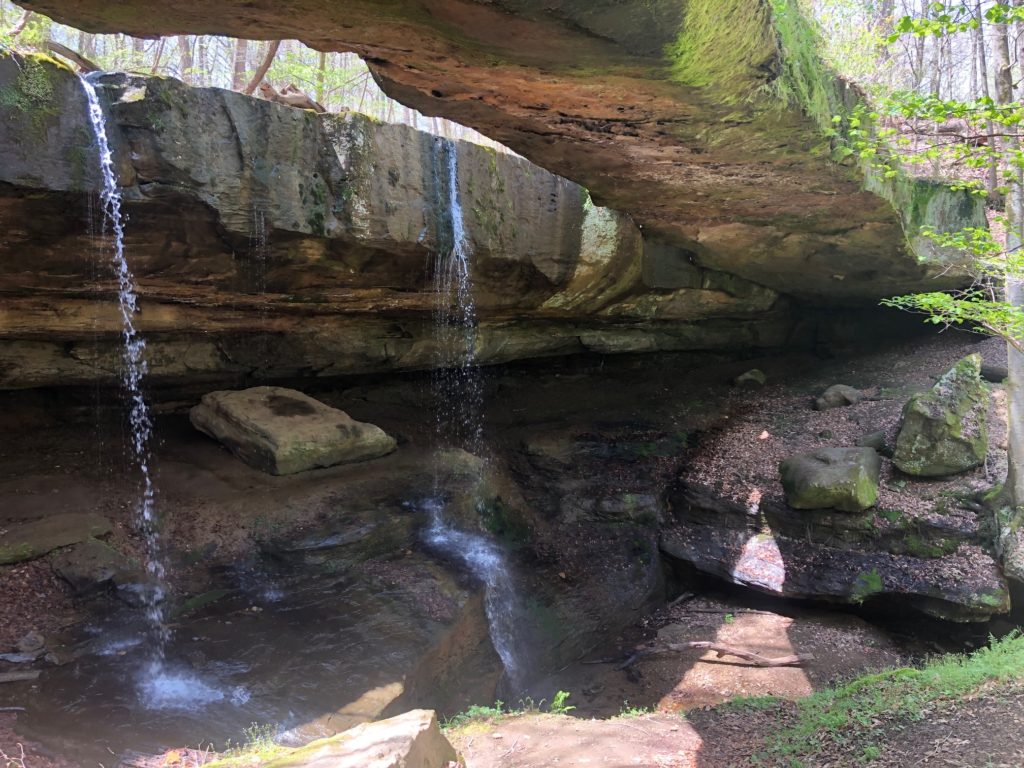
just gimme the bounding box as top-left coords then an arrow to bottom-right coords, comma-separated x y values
190,387 -> 396,474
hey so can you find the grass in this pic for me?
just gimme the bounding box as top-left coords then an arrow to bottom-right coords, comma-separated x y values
758,632 -> 1024,765
200,723 -> 285,768
442,690 -> 576,731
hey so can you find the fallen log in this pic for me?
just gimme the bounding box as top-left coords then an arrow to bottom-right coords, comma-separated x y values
616,641 -> 814,670
44,41 -> 100,73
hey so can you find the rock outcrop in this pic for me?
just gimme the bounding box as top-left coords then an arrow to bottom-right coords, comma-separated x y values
19,0 -> 985,306
893,355 -> 989,477
0,55 -> 806,389
190,387 -> 396,474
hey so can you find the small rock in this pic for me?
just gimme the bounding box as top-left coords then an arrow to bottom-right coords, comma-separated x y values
16,631 -> 44,654
780,447 -> 881,512
818,429 -> 834,439
981,363 -> 1008,383
856,430 -> 892,457
51,538 -> 138,594
814,384 -> 863,410
734,369 -> 766,388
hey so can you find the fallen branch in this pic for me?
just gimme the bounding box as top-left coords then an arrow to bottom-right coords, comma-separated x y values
44,41 -> 100,73
617,641 -> 814,670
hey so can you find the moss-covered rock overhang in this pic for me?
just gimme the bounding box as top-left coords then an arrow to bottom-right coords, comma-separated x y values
20,0 -> 983,302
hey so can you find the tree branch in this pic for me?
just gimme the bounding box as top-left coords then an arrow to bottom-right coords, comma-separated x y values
243,40 -> 280,96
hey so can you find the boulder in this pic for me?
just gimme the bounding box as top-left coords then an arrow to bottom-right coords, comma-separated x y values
779,447 -> 881,512
0,513 -> 112,564
893,355 -> 989,477
814,384 -> 863,410
264,709 -> 457,768
190,387 -> 396,475
50,538 -> 139,593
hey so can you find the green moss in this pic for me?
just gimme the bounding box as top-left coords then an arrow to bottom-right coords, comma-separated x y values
903,534 -> 958,558
767,0 -> 842,130
666,0 -> 777,98
850,568 -> 883,603
0,54 -> 63,132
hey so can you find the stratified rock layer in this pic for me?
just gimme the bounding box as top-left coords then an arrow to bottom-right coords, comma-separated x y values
0,55 -> 805,389
190,387 -> 396,474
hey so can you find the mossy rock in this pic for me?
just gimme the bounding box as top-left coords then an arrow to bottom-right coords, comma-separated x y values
780,447 -> 881,512
893,354 -> 989,477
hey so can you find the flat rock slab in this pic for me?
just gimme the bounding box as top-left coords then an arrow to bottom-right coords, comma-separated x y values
779,447 -> 881,512
190,387 -> 397,475
0,512 -> 112,564
264,709 -> 456,768
51,537 -> 139,593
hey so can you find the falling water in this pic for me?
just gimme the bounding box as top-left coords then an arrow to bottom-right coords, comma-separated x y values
81,75 -> 173,699
425,137 -> 525,690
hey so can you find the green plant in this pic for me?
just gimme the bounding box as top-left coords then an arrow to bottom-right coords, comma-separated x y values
860,744 -> 882,762
442,701 -> 506,730
618,701 -> 652,718
549,690 -> 576,715
724,612 -> 735,624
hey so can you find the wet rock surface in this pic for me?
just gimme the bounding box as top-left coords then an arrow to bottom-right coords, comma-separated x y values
190,387 -> 396,475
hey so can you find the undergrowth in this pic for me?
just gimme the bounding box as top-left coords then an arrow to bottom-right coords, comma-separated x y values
442,690 -> 576,731
758,632 -> 1024,765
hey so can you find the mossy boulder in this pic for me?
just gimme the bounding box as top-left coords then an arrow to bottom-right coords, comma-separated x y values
780,447 -> 881,512
893,354 -> 989,477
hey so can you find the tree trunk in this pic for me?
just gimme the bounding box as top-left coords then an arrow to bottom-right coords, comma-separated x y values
231,38 -> 249,91
177,35 -> 194,84
316,50 -> 327,104
975,3 -> 999,197
243,40 -> 280,95
993,17 -> 1024,509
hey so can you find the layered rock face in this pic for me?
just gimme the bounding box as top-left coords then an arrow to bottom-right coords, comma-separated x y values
0,56 -> 803,389
19,0 -> 985,300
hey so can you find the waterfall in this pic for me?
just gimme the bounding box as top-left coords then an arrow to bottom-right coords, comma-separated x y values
80,75 -> 170,691
425,137 -> 525,690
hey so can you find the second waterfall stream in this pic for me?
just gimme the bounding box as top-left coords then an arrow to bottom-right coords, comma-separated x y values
424,136 -> 528,693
